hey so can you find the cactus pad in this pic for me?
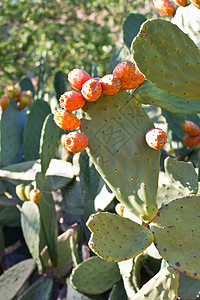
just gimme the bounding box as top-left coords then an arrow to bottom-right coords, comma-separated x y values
150,195 -> 200,279
86,212 -> 154,262
70,256 -> 121,295
132,19 -> 200,99
81,89 -> 160,221
132,266 -> 179,299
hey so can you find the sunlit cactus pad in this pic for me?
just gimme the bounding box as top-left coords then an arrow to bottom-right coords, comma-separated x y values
86,212 -> 154,262
132,19 -> 200,100
150,195 -> 200,279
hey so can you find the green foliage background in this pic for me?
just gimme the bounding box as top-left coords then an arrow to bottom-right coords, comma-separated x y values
0,0 -> 157,93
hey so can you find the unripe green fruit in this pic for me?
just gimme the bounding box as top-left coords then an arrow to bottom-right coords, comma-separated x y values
16,184 -> 29,201
24,184 -> 34,200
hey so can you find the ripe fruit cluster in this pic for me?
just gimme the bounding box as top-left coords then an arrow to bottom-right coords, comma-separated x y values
53,61 -> 145,153
181,120 -> 200,147
16,183 -> 41,204
153,0 -> 199,17
0,84 -> 34,112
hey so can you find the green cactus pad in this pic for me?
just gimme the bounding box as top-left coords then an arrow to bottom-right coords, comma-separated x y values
108,279 -> 128,300
132,266 -> 179,299
70,256 -> 121,295
0,259 -> 36,300
40,113 -> 61,174
54,70 -> 68,101
178,272 -> 200,299
132,19 -> 200,99
150,195 -> 200,279
118,259 -> 137,298
81,90 -> 160,221
86,212 -> 154,262
133,80 -> 200,114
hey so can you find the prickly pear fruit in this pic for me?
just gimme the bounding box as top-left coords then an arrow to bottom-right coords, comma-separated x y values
190,0 -> 200,8
181,120 -> 200,136
59,91 -> 85,111
4,85 -> 14,99
13,84 -> 21,101
16,184 -> 29,201
26,90 -> 34,107
18,91 -> 29,110
53,109 -> 81,130
174,0 -> 187,6
113,61 -> 136,90
99,74 -> 121,95
29,188 -> 41,204
145,128 -> 167,150
131,65 -> 145,89
81,78 -> 102,101
0,95 -> 10,111
68,69 -> 91,91
65,131 -> 89,153
115,203 -> 125,216
183,135 -> 200,147
153,0 -> 176,16
24,184 -> 34,200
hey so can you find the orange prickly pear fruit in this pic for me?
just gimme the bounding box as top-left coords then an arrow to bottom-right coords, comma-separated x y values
153,0 -> 176,16
183,135 -> 200,147
174,0 -> 187,6
53,109 -> 81,130
13,84 -> 21,102
113,61 -> 136,89
145,128 -> 167,150
181,120 -> 200,136
59,91 -> 85,111
18,91 -> 29,110
68,69 -> 91,91
130,65 -> 145,89
64,131 -> 89,153
4,85 -> 14,99
190,0 -> 200,8
29,188 -> 41,204
99,74 -> 121,95
81,78 -> 102,101
16,184 -> 29,201
0,95 -> 10,111
115,203 -> 125,216
25,90 -> 34,107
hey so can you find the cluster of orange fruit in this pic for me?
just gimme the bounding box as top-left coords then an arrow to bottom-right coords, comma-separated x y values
182,120 -> 200,147
0,84 -> 34,112
153,0 -> 200,17
53,61 -> 146,153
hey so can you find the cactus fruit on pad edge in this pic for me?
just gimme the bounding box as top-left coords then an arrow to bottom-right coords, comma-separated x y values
80,89 -> 160,222
131,18 -> 200,100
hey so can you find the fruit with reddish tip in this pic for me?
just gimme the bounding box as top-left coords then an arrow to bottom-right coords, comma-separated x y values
115,203 -> 125,216
59,91 -> 85,111
181,120 -> 200,136
29,189 -> 41,204
0,95 -> 10,111
183,135 -> 200,147
68,69 -> 91,91
99,74 -> 121,95
145,128 -> 167,150
174,0 -> 187,6
81,78 -> 102,101
54,109 -> 81,130
65,131 -> 89,153
153,0 -> 176,16
113,61 -> 136,89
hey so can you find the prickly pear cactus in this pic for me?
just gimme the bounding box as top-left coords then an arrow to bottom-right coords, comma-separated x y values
81,90 -> 160,222
132,19 -> 200,99
150,194 -> 200,279
86,212 -> 154,262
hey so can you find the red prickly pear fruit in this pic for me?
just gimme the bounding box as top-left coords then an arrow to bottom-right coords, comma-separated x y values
16,184 -> 29,201
99,74 -> 121,95
29,188 -> 41,204
18,91 -> 29,110
61,134 -> 68,146
115,203 -> 125,216
128,65 -> 145,89
153,0 -> 176,16
81,78 -> 102,101
68,69 -> 91,91
183,135 -> 200,147
174,0 -> 187,6
0,95 -> 10,111
64,131 -> 89,153
59,91 -> 85,111
181,120 -> 200,136
4,85 -> 14,99
113,61 -> 136,90
145,128 -> 167,150
54,109 -> 81,130
190,0 -> 200,8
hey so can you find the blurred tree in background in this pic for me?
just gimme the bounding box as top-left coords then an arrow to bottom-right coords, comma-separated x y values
0,0 -> 156,93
